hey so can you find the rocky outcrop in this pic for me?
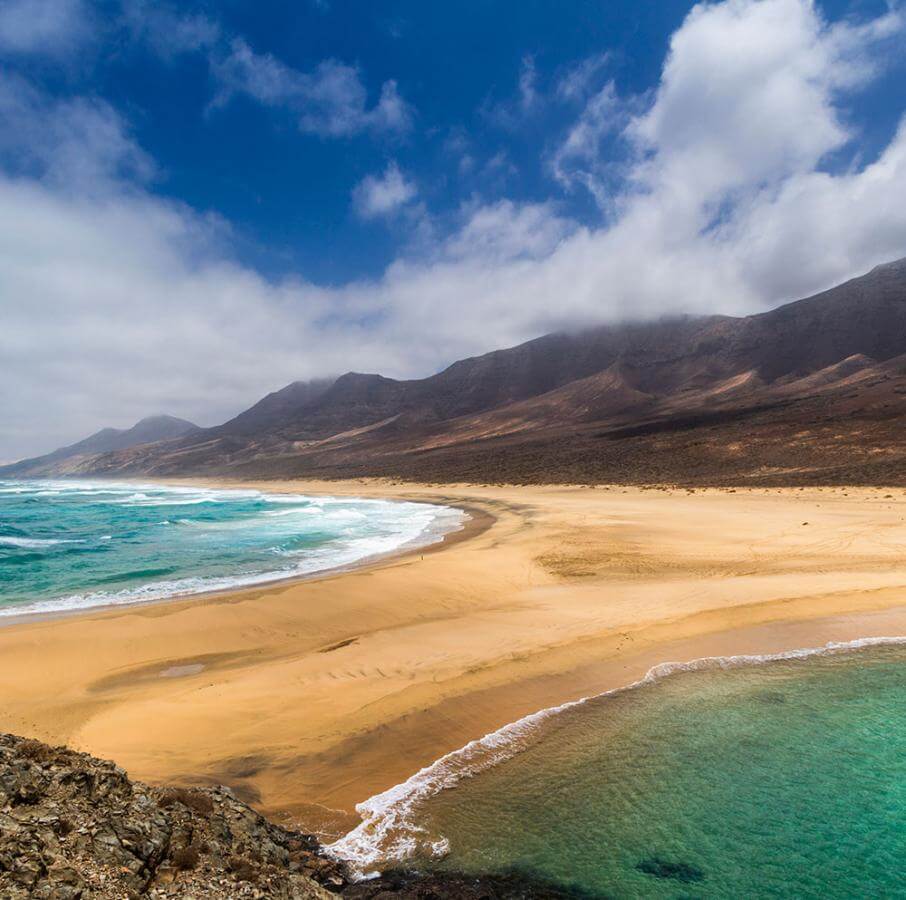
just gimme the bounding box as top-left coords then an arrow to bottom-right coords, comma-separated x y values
0,733 -> 588,899
0,733 -> 340,898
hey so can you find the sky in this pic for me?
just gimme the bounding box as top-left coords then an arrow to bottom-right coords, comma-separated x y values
2,0 -> 906,460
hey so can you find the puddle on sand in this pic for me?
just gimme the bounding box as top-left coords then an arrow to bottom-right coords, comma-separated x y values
160,663 -> 206,678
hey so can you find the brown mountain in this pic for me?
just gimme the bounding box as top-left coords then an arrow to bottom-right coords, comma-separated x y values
5,258 -> 906,485
2,415 -> 200,478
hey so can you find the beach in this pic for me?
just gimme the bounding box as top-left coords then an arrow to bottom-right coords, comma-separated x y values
1,480 -> 906,840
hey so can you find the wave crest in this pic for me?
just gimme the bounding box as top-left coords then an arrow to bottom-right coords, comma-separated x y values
0,536 -> 84,549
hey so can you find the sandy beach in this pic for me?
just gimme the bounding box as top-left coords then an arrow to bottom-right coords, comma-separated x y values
2,480 -> 906,838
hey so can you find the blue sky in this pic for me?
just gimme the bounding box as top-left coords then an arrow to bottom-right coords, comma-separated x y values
2,0 -> 906,458
21,0 -> 900,282
76,1 -> 695,282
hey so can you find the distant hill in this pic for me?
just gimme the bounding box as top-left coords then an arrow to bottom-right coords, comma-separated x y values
1,415 -> 200,478
5,258 -> 906,486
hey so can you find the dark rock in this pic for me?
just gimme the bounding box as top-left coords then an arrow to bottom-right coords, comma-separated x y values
0,733 -> 333,898
345,869 -> 605,898
758,690 -> 787,704
636,856 -> 705,883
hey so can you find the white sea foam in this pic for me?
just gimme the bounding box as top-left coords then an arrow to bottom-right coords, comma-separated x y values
131,497 -> 219,506
0,536 -> 83,549
326,635 -> 906,877
263,495 -> 325,505
0,480 -> 466,618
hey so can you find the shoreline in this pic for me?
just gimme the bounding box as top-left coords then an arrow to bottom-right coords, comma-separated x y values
328,628 -> 906,872
301,599 -> 906,841
0,478 -> 491,627
2,479 -> 906,848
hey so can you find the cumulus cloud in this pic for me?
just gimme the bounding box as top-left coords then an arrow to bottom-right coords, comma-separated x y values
441,200 -> 574,263
0,0 -> 94,57
550,80 -> 625,206
630,0 -> 857,203
539,0 -> 906,315
0,75 -> 155,188
210,38 -> 413,137
3,0 -> 906,460
352,162 -> 417,219
115,5 -> 409,136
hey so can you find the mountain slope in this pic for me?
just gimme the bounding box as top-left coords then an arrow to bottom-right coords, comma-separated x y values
221,378 -> 336,435
6,257 -> 906,485
1,415 -> 200,477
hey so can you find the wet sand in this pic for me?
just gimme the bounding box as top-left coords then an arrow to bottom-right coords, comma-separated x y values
1,480 -> 906,837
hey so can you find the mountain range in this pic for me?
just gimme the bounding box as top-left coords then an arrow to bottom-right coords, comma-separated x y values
3,415 -> 199,476
5,257 -> 906,486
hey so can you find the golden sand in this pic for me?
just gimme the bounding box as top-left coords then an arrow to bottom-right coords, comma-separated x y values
2,480 -> 906,837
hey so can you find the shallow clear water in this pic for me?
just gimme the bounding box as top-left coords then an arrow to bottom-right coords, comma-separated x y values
336,643 -> 906,898
0,479 -> 462,617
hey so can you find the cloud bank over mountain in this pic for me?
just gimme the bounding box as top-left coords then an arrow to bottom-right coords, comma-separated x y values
2,0 -> 906,458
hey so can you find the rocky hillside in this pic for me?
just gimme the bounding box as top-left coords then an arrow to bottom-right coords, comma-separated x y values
6,258 -> 906,486
0,732 -> 343,899
0,734 -> 581,899
2,416 -> 200,479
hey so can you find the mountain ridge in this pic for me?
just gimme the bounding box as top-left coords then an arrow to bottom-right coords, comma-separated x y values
5,257 -> 906,485
2,414 -> 200,477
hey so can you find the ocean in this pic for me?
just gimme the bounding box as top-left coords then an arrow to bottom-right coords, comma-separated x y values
331,640 -> 906,898
0,479 -> 463,618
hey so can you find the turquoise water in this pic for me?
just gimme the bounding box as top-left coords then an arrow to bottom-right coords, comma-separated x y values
0,479 -> 462,617
333,642 -> 906,898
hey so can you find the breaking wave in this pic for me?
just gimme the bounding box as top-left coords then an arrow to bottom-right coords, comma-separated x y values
0,479 -> 466,618
327,635 -> 906,877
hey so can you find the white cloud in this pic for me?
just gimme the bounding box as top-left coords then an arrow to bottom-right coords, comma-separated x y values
550,80 -> 625,206
442,200 -> 573,263
556,52 -> 611,102
120,1 -> 220,59
0,0 -> 93,57
3,0 -> 906,460
352,162 -> 417,219
210,38 -> 413,137
116,5 -> 411,136
483,55 -> 542,129
484,149 -> 517,179
0,75 -> 155,188
0,0 -> 220,65
518,55 -> 537,111
629,0 -> 852,204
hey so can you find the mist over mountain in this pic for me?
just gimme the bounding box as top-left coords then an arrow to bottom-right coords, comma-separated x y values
5,258 -> 906,485
2,416 -> 199,477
